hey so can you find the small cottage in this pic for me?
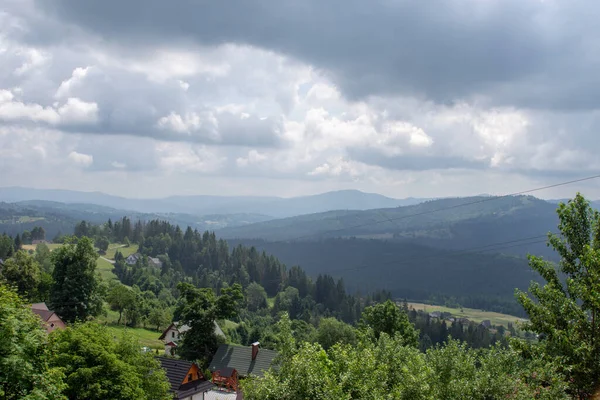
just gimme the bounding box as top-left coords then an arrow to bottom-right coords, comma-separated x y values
158,357 -> 214,400
208,342 -> 278,389
159,321 -> 225,355
125,253 -> 142,265
31,302 -> 66,333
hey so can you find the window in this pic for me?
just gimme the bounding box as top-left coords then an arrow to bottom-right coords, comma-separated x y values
188,374 -> 193,381
172,331 -> 175,338
50,323 -> 55,328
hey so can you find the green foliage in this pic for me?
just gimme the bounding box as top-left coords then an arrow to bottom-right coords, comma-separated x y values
360,300 -> 419,347
34,242 -> 53,272
107,283 -> 136,325
49,322 -> 170,400
242,325 -> 569,400
50,236 -> 103,323
0,250 -> 42,302
0,283 -> 66,400
174,282 -> 243,363
95,236 -> 110,254
516,193 -> 600,396
0,233 -> 14,259
315,317 -> 356,350
245,282 -> 268,312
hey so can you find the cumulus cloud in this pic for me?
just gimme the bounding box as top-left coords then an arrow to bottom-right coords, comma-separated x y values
68,150 -> 93,167
0,0 -> 599,198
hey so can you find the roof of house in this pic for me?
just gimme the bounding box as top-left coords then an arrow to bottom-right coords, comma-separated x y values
209,344 -> 278,378
177,380 -> 215,399
157,357 -> 214,399
32,308 -> 55,322
158,357 -> 196,390
31,302 -> 49,311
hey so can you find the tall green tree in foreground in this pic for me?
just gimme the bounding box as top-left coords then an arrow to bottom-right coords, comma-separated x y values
174,282 -> 243,363
50,237 -> 103,323
0,250 -> 42,302
517,193 -> 600,397
360,299 -> 419,347
49,322 -> 170,400
0,283 -> 66,400
242,314 -> 568,400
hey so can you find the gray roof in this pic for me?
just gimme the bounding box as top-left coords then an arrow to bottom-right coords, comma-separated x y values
157,357 -> 214,398
209,344 -> 278,378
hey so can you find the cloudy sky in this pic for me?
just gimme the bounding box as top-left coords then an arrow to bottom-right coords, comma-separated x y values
1,0 -> 600,199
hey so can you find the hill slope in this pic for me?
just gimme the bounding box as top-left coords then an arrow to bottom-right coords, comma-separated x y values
0,187 -> 427,217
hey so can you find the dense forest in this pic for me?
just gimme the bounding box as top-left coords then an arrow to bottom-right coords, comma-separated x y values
2,195 -> 600,398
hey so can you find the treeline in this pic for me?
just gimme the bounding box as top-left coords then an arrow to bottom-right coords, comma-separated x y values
227,238 -> 536,316
110,219 -> 388,325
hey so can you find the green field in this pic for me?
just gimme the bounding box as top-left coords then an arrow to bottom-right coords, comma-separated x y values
407,302 -> 527,328
104,324 -> 164,350
105,244 -> 139,260
21,243 -> 63,252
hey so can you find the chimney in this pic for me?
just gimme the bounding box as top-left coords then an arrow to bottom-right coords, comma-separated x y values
251,342 -> 260,360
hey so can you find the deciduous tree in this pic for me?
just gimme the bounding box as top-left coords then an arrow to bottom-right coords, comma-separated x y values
0,283 -> 66,399
50,237 -> 103,323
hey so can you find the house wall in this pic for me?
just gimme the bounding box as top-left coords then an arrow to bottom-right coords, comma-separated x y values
181,393 -> 204,400
164,327 -> 180,343
182,364 -> 203,384
46,314 -> 66,333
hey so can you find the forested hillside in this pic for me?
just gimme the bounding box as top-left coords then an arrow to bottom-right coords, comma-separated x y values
0,201 -> 271,239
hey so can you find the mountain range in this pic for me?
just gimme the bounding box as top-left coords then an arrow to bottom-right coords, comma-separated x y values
0,187 -> 428,218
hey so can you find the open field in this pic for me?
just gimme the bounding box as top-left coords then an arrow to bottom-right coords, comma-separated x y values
21,243 -> 63,252
97,257 -> 118,281
407,302 -> 526,328
105,244 -> 139,259
104,324 -> 164,349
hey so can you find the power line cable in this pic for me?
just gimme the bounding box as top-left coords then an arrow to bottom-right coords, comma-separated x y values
270,173 -> 600,243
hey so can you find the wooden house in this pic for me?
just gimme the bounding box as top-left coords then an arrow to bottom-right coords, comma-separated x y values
211,367 -> 239,392
31,302 -> 66,333
158,357 -> 215,400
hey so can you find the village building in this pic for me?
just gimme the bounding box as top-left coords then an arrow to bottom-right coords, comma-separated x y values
30,302 -> 66,333
208,342 -> 278,391
159,321 -> 225,355
125,253 -> 163,269
125,253 -> 142,265
158,357 -> 215,400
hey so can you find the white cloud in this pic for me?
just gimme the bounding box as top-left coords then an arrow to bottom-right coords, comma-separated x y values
236,149 -> 268,167
57,97 -> 99,124
55,66 -> 90,98
68,151 -> 93,167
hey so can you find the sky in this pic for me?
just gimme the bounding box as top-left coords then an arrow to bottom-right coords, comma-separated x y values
1,0 -> 600,199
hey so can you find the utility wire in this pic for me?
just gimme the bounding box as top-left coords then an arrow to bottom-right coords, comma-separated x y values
270,173 -> 600,244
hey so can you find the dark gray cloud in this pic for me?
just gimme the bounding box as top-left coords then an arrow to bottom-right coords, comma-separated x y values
347,148 -> 488,171
32,0 -> 599,109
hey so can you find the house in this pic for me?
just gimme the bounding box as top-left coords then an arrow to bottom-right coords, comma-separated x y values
158,357 -> 214,400
429,311 -> 442,319
209,342 -> 278,381
31,302 -> 66,333
125,253 -> 142,265
480,319 -> 492,329
148,256 -> 163,269
159,321 -> 225,355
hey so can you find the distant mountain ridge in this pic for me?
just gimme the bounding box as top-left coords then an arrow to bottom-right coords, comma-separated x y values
0,187 -> 429,218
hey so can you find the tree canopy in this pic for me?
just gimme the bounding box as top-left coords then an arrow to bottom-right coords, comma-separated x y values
517,193 -> 600,397
174,282 -> 243,363
50,237 -> 103,323
49,322 -> 170,400
0,283 -> 66,400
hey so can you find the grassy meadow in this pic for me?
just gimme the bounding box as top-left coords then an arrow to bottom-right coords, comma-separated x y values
407,302 -> 526,328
